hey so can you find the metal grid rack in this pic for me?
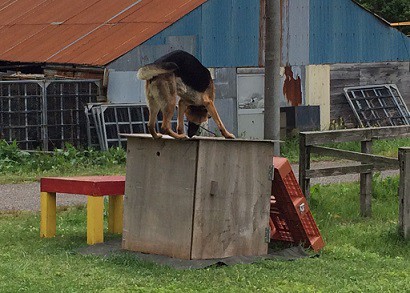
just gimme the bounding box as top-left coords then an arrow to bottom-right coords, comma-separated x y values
0,81 -> 43,150
0,79 -> 100,150
344,84 -> 410,127
87,103 -> 179,151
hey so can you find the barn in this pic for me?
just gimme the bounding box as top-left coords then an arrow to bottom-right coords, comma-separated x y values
0,0 -> 409,149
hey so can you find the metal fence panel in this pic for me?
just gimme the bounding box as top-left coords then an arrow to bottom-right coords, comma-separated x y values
0,79 -> 100,150
0,81 -> 43,150
87,103 -> 178,151
344,84 -> 410,128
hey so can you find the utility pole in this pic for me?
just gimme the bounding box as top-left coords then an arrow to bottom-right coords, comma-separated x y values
264,0 -> 281,156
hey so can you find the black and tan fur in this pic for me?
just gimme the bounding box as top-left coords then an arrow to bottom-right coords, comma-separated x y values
137,50 -> 235,139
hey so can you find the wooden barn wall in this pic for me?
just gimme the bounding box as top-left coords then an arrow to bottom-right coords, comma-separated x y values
330,62 -> 410,127
309,0 -> 410,64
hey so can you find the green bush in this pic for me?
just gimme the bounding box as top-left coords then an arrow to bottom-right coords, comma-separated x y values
0,140 -> 31,173
0,140 -> 126,179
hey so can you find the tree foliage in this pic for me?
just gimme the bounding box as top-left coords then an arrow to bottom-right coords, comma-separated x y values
356,0 -> 410,34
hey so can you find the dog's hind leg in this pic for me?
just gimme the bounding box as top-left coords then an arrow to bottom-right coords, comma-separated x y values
161,101 -> 187,139
147,101 -> 162,139
177,99 -> 188,135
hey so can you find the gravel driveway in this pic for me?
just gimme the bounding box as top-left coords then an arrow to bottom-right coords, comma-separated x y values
0,161 -> 399,212
0,182 -> 88,212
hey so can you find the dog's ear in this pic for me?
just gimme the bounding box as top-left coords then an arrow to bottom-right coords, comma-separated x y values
187,121 -> 200,138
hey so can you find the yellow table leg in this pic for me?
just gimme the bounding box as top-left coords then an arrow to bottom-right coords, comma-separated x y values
108,195 -> 123,234
40,192 -> 56,238
87,196 -> 104,245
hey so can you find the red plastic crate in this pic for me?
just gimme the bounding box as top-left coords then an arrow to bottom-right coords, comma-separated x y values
270,157 -> 325,252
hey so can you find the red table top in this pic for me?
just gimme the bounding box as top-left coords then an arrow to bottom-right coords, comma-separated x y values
40,176 -> 125,196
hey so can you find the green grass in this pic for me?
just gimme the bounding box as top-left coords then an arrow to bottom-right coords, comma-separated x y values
280,136 -> 410,163
0,176 -> 408,292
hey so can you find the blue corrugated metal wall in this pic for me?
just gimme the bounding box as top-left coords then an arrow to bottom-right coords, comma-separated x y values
309,0 -> 410,64
141,0 -> 409,66
142,0 -> 260,67
143,7 -> 203,57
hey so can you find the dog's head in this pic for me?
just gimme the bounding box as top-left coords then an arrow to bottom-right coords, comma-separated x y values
185,105 -> 208,124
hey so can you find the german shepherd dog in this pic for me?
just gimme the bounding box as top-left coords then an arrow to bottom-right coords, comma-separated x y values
137,50 -> 235,139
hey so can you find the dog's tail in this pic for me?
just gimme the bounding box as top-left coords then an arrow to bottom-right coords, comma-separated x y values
137,62 -> 178,80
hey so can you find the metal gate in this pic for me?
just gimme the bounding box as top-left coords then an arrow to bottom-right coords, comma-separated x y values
0,79 -> 100,150
344,84 -> 410,127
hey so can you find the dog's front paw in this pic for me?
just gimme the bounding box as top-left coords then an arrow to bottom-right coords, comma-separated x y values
152,133 -> 163,139
177,134 -> 188,140
223,132 -> 235,139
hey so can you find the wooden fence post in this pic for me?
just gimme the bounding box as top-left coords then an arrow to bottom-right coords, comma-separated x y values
399,147 -> 410,239
299,133 -> 311,199
360,140 -> 372,217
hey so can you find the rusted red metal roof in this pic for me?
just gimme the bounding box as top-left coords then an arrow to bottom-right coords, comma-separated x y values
0,0 -> 207,66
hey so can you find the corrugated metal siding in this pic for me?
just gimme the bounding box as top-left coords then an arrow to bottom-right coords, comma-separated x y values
282,0 -> 310,66
142,8 -> 203,58
309,0 -> 410,64
108,36 -> 197,71
201,0 -> 260,67
137,0 -> 260,67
